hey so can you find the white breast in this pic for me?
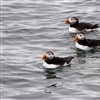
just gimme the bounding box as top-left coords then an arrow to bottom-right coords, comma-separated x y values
43,62 -> 59,69
75,42 -> 92,51
69,27 -> 79,33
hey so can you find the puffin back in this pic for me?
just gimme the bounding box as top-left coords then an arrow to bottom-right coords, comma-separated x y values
64,56 -> 74,64
91,24 -> 99,29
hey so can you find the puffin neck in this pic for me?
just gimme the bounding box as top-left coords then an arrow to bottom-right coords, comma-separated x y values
70,21 -> 79,28
78,39 -> 86,45
45,57 -> 55,64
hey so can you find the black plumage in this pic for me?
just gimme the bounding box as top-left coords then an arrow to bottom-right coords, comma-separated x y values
78,39 -> 100,48
70,17 -> 99,31
45,56 -> 74,66
71,23 -> 99,31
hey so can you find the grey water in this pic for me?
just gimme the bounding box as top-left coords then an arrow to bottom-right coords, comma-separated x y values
1,0 -> 100,100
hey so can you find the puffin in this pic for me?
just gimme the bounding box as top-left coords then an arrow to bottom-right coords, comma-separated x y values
74,34 -> 100,51
65,17 -> 99,33
42,51 -> 74,69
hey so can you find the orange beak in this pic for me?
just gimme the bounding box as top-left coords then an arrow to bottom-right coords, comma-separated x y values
65,19 -> 69,24
42,54 -> 46,60
74,35 -> 78,42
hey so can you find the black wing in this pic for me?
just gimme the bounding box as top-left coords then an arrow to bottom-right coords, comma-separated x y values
77,22 -> 99,31
64,56 -> 74,63
86,39 -> 100,47
45,57 -> 74,65
45,57 -> 65,65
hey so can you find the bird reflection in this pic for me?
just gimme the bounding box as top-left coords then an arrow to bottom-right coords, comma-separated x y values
76,49 -> 86,58
43,67 -> 64,94
44,69 -> 61,79
76,47 -> 98,58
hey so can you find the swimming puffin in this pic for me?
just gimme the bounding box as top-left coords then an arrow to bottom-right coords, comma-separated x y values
42,51 -> 74,69
65,17 -> 99,33
74,33 -> 100,51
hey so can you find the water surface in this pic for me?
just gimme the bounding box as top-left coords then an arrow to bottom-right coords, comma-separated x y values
1,0 -> 100,100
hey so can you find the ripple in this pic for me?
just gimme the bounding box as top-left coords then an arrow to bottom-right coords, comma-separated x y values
1,0 -> 100,100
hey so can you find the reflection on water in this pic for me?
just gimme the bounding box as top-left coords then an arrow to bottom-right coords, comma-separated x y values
44,69 -> 62,79
45,70 -> 57,79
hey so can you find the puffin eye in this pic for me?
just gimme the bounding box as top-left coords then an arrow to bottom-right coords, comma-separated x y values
80,34 -> 82,37
71,18 -> 73,20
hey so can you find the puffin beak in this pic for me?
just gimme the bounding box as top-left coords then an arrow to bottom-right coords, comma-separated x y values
74,35 -> 78,42
65,19 -> 69,24
42,54 -> 46,60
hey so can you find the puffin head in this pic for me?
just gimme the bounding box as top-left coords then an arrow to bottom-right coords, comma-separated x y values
65,17 -> 79,25
42,51 -> 55,61
74,34 -> 86,42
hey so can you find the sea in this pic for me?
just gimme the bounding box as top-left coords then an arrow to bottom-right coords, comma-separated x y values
1,0 -> 100,100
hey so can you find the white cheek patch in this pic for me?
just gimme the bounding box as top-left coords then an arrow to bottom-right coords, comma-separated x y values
77,34 -> 86,40
69,18 -> 76,24
46,55 -> 53,59
78,36 -> 83,40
